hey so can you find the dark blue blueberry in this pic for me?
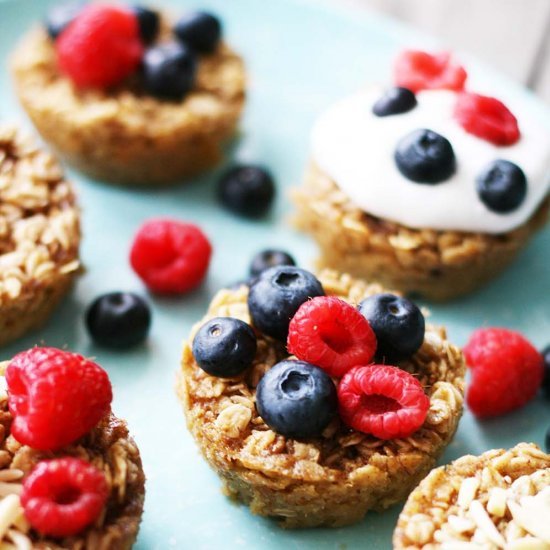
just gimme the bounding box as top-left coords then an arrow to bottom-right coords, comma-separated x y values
546,425 -> 550,453
174,11 -> 221,53
476,160 -> 527,213
247,266 -> 324,341
45,1 -> 83,39
372,87 -> 417,117
218,165 -> 275,218
256,360 -> 337,439
249,249 -> 296,278
395,129 -> 456,184
86,292 -> 151,349
142,43 -> 197,100
132,5 -> 160,44
358,293 -> 425,362
192,317 -> 257,378
541,345 -> 550,397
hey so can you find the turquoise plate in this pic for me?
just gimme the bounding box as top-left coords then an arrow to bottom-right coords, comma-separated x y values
1,1 -> 549,548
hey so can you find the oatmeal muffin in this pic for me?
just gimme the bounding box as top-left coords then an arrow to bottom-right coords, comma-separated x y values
178,268 -> 465,528
393,443 -> 550,549
0,125 -> 80,347
293,50 -> 550,301
11,5 -> 246,186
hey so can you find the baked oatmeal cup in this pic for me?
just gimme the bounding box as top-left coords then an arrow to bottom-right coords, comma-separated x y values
178,269 -> 465,528
0,125 -> 80,347
11,5 -> 246,186
393,443 -> 550,549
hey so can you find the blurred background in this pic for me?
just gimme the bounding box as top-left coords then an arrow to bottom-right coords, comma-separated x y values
342,0 -> 550,101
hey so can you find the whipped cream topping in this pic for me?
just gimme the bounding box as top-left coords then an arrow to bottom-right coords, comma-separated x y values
310,88 -> 550,233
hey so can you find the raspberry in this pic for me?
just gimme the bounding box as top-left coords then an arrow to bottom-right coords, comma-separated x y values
56,4 -> 143,88
287,296 -> 377,377
338,364 -> 429,439
464,328 -> 543,417
130,219 -> 212,294
6,347 -> 112,451
454,92 -> 520,146
394,50 -> 467,93
21,458 -> 109,537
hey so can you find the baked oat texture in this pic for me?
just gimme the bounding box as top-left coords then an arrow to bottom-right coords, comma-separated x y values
0,125 -> 80,347
393,443 -> 550,549
178,269 -> 466,528
292,163 -> 550,302
11,23 -> 246,186
0,363 -> 145,550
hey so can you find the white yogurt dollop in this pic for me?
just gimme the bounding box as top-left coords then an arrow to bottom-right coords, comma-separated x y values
310,88 -> 550,234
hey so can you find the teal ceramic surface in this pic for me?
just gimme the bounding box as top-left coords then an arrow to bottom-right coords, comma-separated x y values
1,1 -> 550,548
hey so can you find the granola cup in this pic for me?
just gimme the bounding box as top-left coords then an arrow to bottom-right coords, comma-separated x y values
0,363 -> 145,550
11,23 -> 246,186
393,443 -> 550,549
0,125 -> 80,347
178,269 -> 465,528
292,164 -> 550,302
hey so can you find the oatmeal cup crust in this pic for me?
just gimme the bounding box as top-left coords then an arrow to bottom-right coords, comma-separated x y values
393,443 -> 550,549
178,269 -> 465,528
292,163 -> 550,302
0,125 -> 80,347
11,23 -> 246,186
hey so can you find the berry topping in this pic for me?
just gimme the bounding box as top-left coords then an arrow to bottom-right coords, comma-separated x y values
338,364 -> 429,439
130,219 -> 212,294
372,87 -> 417,117
256,360 -> 337,439
218,165 -> 276,218
132,5 -> 160,44
85,292 -> 151,349
248,266 -> 325,342
6,347 -> 112,451
287,296 -> 377,377
142,43 -> 197,100
394,128 -> 456,184
21,458 -> 109,537
476,160 -> 527,214
358,293 -> 425,362
464,328 -> 544,418
56,4 -> 143,88
394,50 -> 467,92
454,92 -> 520,146
546,426 -> 550,453
192,317 -> 257,378
249,249 -> 296,278
541,345 -> 550,397
45,1 -> 82,40
174,11 -> 222,53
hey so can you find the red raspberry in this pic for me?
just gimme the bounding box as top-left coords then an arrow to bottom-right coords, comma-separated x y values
56,4 -> 143,88
287,296 -> 377,377
130,219 -> 212,294
464,328 -> 543,417
338,364 -> 429,439
6,347 -> 112,451
394,50 -> 467,92
21,457 -> 109,537
454,92 -> 520,146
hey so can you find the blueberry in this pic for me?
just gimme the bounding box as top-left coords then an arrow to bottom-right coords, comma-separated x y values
247,266 -> 324,341
256,360 -> 337,439
372,87 -> 417,117
395,129 -> 456,184
86,292 -> 151,349
546,425 -> 550,453
45,1 -> 83,39
541,345 -> 550,397
142,43 -> 197,100
132,5 -> 160,44
249,249 -> 296,278
217,165 -> 275,218
476,160 -> 527,213
192,317 -> 257,378
358,293 -> 425,362
174,11 -> 222,53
